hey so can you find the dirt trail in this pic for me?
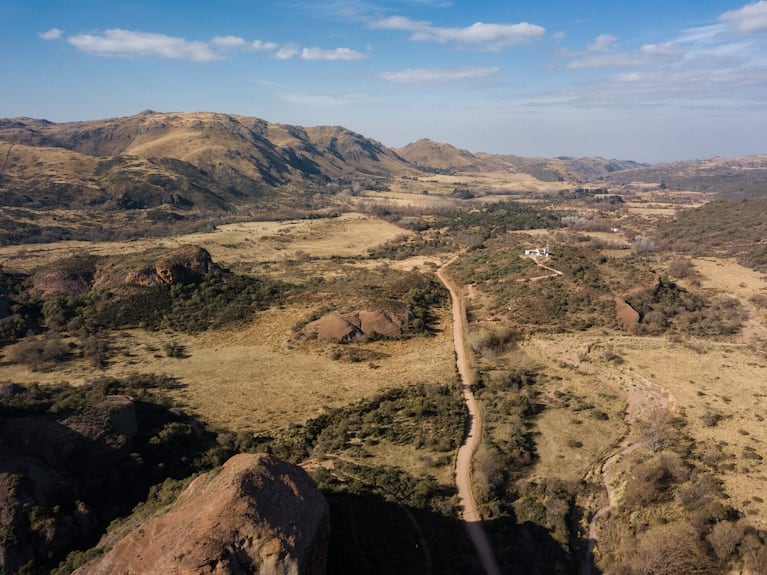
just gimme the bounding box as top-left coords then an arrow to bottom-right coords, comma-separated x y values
437,258 -> 502,575
517,255 -> 564,282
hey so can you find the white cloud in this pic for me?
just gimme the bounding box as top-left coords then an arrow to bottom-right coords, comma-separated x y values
380,66 -> 499,84
372,16 -> 431,32
676,24 -> 725,44
567,53 -> 640,69
67,29 -> 221,61
615,72 -> 642,82
251,40 -> 279,52
372,15 -> 544,50
639,42 -> 680,56
282,92 -> 364,106
39,28 -> 63,40
300,47 -> 367,61
210,35 -> 248,48
587,34 -> 617,52
275,46 -> 299,60
720,1 -> 767,34
567,38 -> 681,69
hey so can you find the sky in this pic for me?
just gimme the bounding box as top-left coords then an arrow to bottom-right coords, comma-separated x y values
1,0 -> 767,162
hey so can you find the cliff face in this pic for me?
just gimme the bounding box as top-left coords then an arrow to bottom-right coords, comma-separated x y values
74,453 -> 329,575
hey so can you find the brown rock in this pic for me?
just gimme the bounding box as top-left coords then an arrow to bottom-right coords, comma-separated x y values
615,297 -> 640,332
0,395 -> 137,572
29,256 -> 97,298
311,308 -> 410,341
74,453 -> 329,575
122,246 -> 214,287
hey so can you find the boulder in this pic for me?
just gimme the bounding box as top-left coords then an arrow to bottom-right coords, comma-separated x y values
311,308 -> 410,341
74,453 -> 329,575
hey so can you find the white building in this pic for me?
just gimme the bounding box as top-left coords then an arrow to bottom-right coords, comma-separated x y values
524,243 -> 549,258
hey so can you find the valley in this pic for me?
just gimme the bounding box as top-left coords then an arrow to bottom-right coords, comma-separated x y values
1,112 -> 767,574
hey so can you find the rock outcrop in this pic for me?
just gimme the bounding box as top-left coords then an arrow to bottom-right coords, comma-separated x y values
29,255 -> 97,298
120,245 -> 215,287
29,246 -> 216,299
0,395 -> 137,573
310,308 -> 410,341
74,453 -> 329,575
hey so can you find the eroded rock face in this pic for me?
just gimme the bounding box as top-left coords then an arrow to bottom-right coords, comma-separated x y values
29,246 -> 216,298
121,246 -> 215,287
311,308 -> 410,341
30,258 -> 97,298
74,453 -> 329,575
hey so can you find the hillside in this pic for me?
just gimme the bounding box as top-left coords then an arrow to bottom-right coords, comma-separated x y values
395,139 -> 644,182
492,154 -> 645,183
0,111 -> 413,212
396,139 -> 512,174
659,195 -> 767,271
604,155 -> 767,199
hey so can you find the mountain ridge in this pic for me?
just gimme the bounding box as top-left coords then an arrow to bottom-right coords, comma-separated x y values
2,110 -> 766,219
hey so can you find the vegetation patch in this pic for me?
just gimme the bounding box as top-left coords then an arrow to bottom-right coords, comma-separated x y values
626,277 -> 745,337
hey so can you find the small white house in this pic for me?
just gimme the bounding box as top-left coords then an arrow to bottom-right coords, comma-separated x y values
524,243 -> 549,258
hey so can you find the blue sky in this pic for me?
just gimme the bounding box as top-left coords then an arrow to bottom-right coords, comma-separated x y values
1,1 -> 766,162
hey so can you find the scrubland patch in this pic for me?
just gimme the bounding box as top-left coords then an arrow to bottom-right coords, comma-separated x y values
611,340 -> 767,526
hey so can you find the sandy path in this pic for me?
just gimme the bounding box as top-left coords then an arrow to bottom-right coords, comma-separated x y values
437,259 -> 502,575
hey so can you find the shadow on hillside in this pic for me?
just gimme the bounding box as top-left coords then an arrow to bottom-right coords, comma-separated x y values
326,490 -> 587,575
0,384 -> 220,574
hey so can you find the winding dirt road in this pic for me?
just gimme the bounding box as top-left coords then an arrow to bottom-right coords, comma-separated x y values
437,261 -> 503,575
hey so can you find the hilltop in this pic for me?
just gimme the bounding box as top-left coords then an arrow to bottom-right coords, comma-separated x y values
0,111 -> 411,210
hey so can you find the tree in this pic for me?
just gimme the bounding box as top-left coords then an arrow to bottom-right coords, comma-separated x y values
633,522 -> 712,575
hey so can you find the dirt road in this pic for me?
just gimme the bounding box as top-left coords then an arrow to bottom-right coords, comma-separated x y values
437,262 -> 502,575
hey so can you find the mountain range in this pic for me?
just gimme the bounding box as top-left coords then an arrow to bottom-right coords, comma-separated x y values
1,110 -> 765,219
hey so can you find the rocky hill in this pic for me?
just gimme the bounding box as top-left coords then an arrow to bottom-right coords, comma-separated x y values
0,111 -> 413,214
74,453 -> 329,575
395,138 -> 644,181
395,139 -> 507,173
489,154 -> 645,183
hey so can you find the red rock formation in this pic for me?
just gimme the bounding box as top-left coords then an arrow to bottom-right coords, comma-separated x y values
121,246 -> 214,287
74,453 -> 329,575
311,308 -> 410,341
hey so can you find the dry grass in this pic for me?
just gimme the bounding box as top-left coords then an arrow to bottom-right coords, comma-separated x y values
0,305 -> 456,435
613,339 -> 767,527
0,212 -> 407,273
523,331 -> 767,528
521,336 -> 626,482
0,213 -> 458,437
691,257 -> 767,298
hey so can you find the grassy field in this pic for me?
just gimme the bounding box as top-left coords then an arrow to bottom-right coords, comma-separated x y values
0,212 -> 408,273
0,214 -> 456,436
